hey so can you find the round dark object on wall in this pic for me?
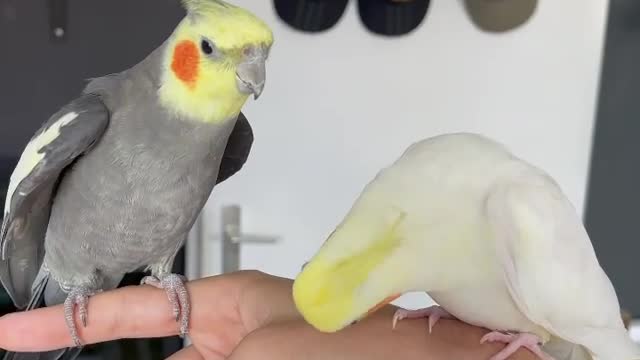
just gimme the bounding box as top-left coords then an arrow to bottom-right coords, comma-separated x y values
358,0 -> 430,36
274,0 -> 349,33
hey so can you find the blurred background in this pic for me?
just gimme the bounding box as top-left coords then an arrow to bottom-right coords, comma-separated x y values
1,0 -> 638,358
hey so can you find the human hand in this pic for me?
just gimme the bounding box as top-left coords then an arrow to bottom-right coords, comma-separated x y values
0,270 -> 537,360
0,270 -> 298,360
232,305 -> 539,360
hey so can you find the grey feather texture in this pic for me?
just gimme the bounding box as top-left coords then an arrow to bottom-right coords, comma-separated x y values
1,33 -> 256,360
0,94 -> 110,308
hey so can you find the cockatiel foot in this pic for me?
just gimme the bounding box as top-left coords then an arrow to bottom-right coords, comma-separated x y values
141,273 -> 190,337
64,287 -> 101,347
392,305 -> 456,333
480,331 -> 555,360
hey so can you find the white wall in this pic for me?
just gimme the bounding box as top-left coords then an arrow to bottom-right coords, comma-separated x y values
198,0 -> 610,309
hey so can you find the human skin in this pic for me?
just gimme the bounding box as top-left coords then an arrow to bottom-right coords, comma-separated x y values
0,270 -> 535,360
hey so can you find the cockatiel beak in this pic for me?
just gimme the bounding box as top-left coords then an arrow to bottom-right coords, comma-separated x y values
236,53 -> 267,100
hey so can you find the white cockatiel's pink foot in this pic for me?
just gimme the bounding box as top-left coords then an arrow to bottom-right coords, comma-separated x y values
480,331 -> 555,360
141,273 -> 190,337
392,305 -> 456,333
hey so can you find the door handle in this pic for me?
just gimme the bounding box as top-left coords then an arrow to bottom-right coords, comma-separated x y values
221,205 -> 279,273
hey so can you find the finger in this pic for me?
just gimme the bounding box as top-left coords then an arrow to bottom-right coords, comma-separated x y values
165,345 -> 206,360
0,284 -> 183,352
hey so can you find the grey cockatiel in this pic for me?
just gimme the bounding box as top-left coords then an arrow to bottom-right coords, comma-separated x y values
293,133 -> 640,360
0,1 -> 274,359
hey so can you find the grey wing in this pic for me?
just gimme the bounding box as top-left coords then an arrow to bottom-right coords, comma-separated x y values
216,111 -> 254,185
0,93 -> 110,308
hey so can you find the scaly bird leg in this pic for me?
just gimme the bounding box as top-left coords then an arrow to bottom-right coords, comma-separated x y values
64,287 -> 101,347
480,331 -> 555,360
141,273 -> 190,337
392,305 -> 456,333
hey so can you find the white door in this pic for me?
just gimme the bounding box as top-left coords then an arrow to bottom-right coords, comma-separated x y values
190,0 -> 609,311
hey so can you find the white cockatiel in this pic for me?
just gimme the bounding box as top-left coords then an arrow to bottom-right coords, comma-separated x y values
293,133 -> 640,360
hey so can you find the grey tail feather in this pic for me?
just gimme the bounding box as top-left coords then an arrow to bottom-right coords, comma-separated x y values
24,270 -> 49,311
1,216 -> 9,258
2,273 -> 83,360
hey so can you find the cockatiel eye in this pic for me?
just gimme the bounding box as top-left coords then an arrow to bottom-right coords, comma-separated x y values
200,40 -> 213,54
200,37 -> 216,56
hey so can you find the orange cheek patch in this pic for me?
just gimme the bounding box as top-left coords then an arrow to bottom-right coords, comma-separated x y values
171,40 -> 200,89
365,293 -> 401,317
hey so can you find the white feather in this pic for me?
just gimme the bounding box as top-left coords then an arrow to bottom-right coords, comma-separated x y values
3,112 -> 78,214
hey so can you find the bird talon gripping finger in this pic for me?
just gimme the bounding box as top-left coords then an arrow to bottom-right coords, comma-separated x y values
141,273 -> 191,336
391,305 -> 456,333
480,332 -> 556,360
63,287 -> 101,347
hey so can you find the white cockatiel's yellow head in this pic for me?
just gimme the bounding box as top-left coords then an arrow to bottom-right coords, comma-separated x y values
292,170 -> 429,333
159,0 -> 273,123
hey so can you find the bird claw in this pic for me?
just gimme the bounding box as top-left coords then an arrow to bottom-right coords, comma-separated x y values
392,305 -> 455,333
480,331 -> 555,360
141,273 -> 190,337
63,287 -> 100,347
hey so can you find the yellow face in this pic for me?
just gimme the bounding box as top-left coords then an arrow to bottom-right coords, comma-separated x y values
292,213 -> 408,333
159,0 -> 274,123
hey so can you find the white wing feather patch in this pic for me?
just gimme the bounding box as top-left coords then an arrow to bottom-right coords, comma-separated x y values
3,111 -> 79,215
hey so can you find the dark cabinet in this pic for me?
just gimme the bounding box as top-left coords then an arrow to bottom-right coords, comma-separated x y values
0,0 -> 184,156
0,157 -> 15,313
